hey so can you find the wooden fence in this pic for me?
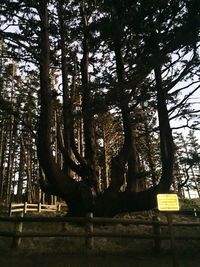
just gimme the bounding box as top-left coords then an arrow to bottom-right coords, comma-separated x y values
0,212 -> 200,251
9,202 -> 66,216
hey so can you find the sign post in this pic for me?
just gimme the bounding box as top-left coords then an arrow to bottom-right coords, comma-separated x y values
157,194 -> 180,267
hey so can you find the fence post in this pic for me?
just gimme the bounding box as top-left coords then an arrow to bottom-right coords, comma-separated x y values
9,203 -> 12,216
193,208 -> 197,217
152,214 -> 162,253
38,203 -> 42,213
12,212 -> 24,249
57,204 -> 61,212
85,212 -> 94,249
166,213 -> 180,267
24,202 -> 27,214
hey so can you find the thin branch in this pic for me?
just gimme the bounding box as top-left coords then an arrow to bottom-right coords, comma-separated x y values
0,31 -> 39,60
169,85 -> 200,114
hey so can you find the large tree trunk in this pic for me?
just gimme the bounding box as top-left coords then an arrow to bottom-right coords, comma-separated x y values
57,1 -> 73,177
155,65 -> 175,192
36,2 -> 96,216
37,2 -> 78,200
36,2 -> 175,217
108,25 -> 139,193
80,0 -> 98,190
93,64 -> 175,217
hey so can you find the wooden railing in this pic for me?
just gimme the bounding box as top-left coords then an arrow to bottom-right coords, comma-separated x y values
9,202 -> 66,216
0,212 -> 200,251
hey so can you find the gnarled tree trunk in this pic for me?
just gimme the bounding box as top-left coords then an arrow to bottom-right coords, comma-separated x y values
36,1 -> 175,217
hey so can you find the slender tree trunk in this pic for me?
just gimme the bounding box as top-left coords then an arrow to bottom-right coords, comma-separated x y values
5,116 -> 17,205
21,135 -> 33,203
181,136 -> 200,197
102,121 -> 110,189
0,127 -> 6,201
144,121 -> 158,187
16,140 -> 24,202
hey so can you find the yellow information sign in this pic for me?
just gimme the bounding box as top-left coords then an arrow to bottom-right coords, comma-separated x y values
157,194 -> 180,211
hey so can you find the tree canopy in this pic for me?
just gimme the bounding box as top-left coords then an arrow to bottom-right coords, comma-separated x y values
0,0 -> 200,216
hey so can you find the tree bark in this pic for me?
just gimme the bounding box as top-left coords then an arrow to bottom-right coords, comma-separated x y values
57,1 -> 74,177
16,139 -> 24,203
37,2 -> 77,199
154,65 -> 175,192
0,127 -> 6,201
80,0 -> 97,188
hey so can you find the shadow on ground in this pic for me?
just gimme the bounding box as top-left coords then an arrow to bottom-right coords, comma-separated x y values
0,250 -> 200,267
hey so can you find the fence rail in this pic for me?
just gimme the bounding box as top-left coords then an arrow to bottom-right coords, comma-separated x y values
9,202 -> 66,216
0,212 -> 200,251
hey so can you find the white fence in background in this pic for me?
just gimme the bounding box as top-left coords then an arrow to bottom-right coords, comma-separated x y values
9,202 -> 67,216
